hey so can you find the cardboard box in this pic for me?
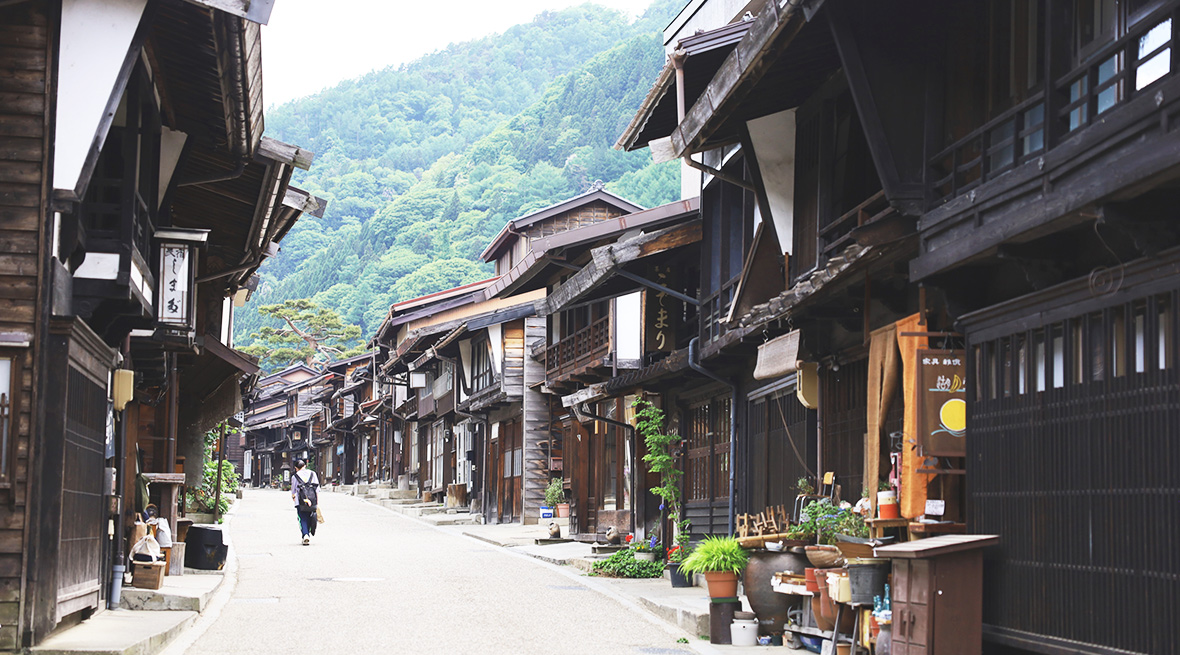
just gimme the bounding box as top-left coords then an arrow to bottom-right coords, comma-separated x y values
131,560 -> 166,590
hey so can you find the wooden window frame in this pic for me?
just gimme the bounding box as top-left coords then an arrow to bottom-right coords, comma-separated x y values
0,348 -> 24,489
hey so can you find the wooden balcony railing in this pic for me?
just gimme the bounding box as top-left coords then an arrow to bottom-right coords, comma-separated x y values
819,190 -> 894,258
929,3 -> 1177,206
545,316 -> 611,381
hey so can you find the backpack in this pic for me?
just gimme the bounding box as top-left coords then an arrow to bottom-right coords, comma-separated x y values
295,471 -> 318,511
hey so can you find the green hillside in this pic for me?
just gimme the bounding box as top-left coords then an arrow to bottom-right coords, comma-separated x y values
236,0 -> 685,345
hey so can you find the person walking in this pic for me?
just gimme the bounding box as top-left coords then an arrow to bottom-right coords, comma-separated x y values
290,459 -> 319,545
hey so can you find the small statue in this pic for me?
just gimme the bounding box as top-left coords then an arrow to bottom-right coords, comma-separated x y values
605,525 -> 621,545
548,521 -> 561,539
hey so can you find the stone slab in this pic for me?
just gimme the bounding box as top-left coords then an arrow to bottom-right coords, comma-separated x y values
31,610 -> 197,655
119,571 -> 223,612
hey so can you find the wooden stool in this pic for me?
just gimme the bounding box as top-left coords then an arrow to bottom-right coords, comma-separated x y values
866,517 -> 910,541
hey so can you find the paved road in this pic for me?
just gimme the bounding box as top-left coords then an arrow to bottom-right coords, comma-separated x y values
178,489 -> 698,655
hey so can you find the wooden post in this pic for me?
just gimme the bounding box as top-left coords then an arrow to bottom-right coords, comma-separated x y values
213,422 -> 226,522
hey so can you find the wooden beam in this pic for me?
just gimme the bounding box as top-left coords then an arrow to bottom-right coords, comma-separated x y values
540,219 -> 701,316
181,0 -> 275,25
258,136 -> 314,170
282,186 -> 326,218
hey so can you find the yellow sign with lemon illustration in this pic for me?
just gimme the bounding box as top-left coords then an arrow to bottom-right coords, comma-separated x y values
917,349 -> 967,457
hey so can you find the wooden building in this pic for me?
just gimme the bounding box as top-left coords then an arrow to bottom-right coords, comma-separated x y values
0,0 -> 318,646
618,0 -> 1180,653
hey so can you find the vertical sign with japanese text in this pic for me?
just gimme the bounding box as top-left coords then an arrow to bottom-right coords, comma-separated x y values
644,264 -> 678,352
916,349 -> 967,457
158,245 -> 190,325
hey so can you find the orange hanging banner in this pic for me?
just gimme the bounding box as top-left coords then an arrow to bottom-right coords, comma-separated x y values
895,313 -> 933,519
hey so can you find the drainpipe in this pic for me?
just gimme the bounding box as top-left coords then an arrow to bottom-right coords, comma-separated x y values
688,337 -> 738,536
576,402 -> 638,539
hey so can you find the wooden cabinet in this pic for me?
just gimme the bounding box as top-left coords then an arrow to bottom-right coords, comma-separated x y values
876,534 -> 998,655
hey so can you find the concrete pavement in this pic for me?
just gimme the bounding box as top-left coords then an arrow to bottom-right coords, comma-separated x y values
177,489 -> 705,655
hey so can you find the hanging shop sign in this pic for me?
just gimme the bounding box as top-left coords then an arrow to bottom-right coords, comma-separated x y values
916,349 -> 967,457
644,264 -> 678,352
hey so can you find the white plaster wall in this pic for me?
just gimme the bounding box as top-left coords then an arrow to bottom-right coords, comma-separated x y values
159,127 -> 188,207
747,109 -> 796,254
74,252 -> 120,280
487,323 -> 503,371
616,293 -> 642,361
458,338 -> 473,383
55,0 -> 148,195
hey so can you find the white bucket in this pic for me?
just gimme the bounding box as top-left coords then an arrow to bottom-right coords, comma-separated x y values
730,619 -> 759,647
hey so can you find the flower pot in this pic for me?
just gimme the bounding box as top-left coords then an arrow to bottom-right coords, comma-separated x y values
635,551 -> 656,562
804,567 -> 819,593
702,571 -> 740,598
667,562 -> 694,588
556,502 -> 570,518
811,595 -> 835,631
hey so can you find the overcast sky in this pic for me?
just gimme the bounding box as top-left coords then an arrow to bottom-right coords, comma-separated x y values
262,0 -> 655,107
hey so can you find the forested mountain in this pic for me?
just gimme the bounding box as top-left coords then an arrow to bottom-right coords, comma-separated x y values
236,0 -> 685,345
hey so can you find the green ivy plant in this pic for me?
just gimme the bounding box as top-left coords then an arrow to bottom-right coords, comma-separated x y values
590,549 -> 665,578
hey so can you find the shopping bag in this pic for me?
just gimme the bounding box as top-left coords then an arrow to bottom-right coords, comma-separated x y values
316,506 -> 325,524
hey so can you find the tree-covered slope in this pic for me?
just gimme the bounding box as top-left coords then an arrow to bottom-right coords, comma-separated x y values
237,0 -> 685,344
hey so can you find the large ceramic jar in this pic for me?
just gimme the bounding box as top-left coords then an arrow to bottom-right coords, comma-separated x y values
743,550 -> 809,636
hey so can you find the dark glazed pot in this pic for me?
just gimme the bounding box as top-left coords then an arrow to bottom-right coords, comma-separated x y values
743,550 -> 809,636
667,562 -> 694,587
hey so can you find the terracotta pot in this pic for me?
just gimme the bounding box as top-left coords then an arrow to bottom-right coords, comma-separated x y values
744,550 -> 808,635
556,503 -> 570,518
816,571 -> 835,624
703,571 -> 740,598
810,595 -> 834,631
804,567 -> 819,593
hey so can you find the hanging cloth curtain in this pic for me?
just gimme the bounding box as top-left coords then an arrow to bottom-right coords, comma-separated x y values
865,323 -> 900,517
895,313 -> 934,519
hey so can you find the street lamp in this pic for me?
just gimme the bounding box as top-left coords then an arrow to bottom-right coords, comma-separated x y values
155,228 -> 209,338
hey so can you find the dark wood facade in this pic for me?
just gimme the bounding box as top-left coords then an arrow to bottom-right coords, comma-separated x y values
616,0 -> 1180,652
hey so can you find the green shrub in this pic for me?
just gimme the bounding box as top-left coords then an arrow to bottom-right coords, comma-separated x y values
544,478 -> 565,507
590,549 -> 664,578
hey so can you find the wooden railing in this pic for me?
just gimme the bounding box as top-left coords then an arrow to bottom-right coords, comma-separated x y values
545,316 -> 611,381
928,93 -> 1046,204
928,5 -> 1177,206
819,190 -> 893,258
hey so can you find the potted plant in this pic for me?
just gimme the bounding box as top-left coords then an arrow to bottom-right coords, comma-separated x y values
543,478 -> 565,519
665,540 -> 694,587
629,534 -> 659,562
678,535 -> 749,598
544,477 -> 569,518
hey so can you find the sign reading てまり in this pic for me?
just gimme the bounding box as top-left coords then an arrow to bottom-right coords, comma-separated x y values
916,349 -> 967,457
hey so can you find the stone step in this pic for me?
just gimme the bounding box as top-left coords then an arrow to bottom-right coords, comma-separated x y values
423,513 -> 480,526
30,609 -> 197,655
390,489 -> 419,500
118,573 -> 223,612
